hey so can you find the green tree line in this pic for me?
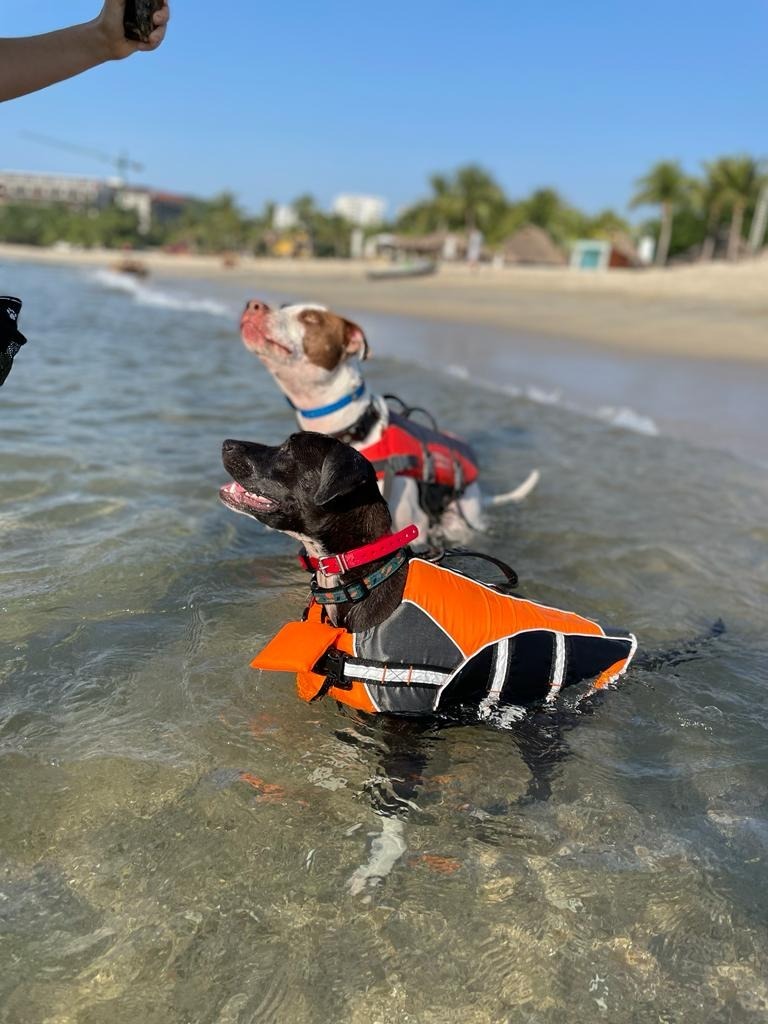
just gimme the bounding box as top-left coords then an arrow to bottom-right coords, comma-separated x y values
396,157 -> 767,262
0,190 -> 356,257
395,165 -> 630,247
630,156 -> 767,264
1,155 -> 765,263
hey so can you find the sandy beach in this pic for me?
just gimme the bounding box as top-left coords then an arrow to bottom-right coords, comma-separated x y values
2,242 -> 767,363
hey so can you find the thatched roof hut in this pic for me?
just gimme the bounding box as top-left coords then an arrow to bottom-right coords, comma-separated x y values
502,225 -> 566,266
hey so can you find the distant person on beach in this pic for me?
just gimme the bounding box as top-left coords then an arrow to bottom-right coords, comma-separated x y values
0,0 -> 170,103
0,1 -> 170,386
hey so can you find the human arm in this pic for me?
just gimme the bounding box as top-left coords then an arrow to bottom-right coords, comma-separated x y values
0,0 -> 170,103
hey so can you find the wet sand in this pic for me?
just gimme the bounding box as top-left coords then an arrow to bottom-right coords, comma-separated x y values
2,242 -> 767,363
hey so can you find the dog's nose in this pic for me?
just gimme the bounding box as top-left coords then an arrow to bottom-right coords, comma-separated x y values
244,299 -> 269,314
222,439 -> 240,454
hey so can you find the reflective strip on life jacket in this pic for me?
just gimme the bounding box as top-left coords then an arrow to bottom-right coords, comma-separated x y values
359,412 -> 479,491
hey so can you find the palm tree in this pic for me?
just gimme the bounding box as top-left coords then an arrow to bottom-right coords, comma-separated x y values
585,208 -> 632,238
452,164 -> 506,234
427,173 -> 461,230
171,191 -> 247,252
691,172 -> 725,261
524,188 -> 564,230
291,193 -> 319,256
703,156 -> 765,261
521,188 -> 590,245
397,165 -> 507,239
630,161 -> 690,266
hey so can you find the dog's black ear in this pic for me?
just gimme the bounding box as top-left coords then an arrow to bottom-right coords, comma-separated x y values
343,319 -> 370,361
315,443 -> 372,506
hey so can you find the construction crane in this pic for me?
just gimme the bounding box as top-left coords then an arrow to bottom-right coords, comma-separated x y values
19,130 -> 144,185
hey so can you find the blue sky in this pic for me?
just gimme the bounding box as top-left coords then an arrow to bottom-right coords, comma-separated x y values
3,0 -> 767,219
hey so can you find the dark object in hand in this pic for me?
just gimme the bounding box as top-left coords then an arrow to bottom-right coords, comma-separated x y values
123,0 -> 164,43
0,297 -> 26,387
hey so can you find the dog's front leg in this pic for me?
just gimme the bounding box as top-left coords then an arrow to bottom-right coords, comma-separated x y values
347,717 -> 436,897
347,816 -> 407,897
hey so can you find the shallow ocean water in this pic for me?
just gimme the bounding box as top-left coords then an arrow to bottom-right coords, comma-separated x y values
1,260 -> 767,1023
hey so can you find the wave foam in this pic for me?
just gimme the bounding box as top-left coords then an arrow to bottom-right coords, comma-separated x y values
594,405 -> 659,436
90,269 -> 231,317
445,364 -> 659,438
522,382 -> 659,436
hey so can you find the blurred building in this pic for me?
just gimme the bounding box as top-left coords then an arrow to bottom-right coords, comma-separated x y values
332,194 -> 386,226
0,170 -> 112,208
570,235 -> 642,270
0,170 -> 190,234
272,204 -> 299,231
365,231 -> 469,261
115,187 -> 189,235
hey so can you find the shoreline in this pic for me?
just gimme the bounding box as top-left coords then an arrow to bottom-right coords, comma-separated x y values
2,242 -> 767,363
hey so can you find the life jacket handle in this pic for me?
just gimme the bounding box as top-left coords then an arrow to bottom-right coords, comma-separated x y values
383,393 -> 439,432
425,549 -> 519,590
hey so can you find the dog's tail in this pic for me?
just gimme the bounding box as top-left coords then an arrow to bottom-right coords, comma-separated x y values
483,468 -> 541,508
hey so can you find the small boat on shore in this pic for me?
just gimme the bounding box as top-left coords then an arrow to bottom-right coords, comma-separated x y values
113,258 -> 149,278
367,259 -> 437,281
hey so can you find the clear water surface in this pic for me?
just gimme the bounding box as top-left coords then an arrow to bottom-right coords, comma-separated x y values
1,261 -> 767,1023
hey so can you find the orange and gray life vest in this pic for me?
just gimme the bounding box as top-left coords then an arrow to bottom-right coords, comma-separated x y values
252,558 -> 637,718
359,412 -> 479,494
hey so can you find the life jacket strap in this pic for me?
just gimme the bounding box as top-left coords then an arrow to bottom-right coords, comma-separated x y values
370,455 -> 420,477
310,647 -> 451,703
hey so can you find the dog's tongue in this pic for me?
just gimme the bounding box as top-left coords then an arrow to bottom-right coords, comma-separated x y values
219,481 -> 276,511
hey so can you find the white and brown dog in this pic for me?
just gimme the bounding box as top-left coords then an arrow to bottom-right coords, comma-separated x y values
239,299 -> 538,546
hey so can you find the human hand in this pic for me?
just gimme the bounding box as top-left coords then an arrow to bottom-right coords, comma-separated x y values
94,0 -> 170,61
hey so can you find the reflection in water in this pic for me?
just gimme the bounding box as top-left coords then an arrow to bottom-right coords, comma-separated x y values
1,261 -> 767,1021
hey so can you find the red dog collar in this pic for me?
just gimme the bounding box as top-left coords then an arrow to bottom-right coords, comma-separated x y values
298,523 -> 419,576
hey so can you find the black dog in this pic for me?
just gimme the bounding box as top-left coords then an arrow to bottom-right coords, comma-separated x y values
220,432 -> 641,892
220,432 -> 636,722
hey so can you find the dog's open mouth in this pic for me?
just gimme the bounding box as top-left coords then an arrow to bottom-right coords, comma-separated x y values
262,338 -> 293,358
219,481 -> 278,514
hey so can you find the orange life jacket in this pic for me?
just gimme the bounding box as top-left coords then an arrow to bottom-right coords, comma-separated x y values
252,558 -> 637,718
359,412 -> 479,493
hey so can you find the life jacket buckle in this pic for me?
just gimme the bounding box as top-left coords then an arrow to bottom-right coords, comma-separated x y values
311,647 -> 353,698
421,445 -> 434,483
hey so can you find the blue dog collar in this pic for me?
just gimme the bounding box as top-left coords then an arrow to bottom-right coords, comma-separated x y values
289,381 -> 366,419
